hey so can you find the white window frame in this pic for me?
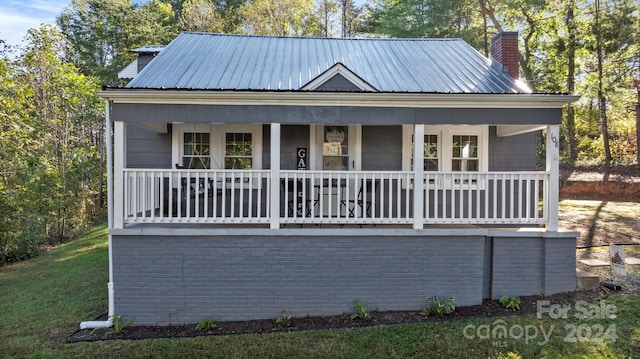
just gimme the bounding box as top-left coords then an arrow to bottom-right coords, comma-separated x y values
172,123 -> 263,187
402,125 -> 488,188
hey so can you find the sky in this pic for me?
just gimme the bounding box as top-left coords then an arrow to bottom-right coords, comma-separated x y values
0,0 -> 70,48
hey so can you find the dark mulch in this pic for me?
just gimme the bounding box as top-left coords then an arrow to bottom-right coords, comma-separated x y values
68,290 -> 601,343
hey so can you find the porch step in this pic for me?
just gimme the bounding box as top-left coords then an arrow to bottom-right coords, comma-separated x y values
576,269 -> 600,290
578,258 -> 609,266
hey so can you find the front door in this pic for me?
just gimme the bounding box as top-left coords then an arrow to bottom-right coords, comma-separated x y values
311,125 -> 361,216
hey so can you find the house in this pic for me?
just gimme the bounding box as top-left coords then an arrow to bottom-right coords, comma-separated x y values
97,32 -> 580,326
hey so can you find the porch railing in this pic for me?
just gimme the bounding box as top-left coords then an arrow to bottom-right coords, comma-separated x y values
120,169 -> 549,227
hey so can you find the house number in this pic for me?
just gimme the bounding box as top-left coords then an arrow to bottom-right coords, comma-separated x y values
551,133 -> 559,148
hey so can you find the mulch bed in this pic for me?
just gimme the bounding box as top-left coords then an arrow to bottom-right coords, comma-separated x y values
68,290 -> 601,343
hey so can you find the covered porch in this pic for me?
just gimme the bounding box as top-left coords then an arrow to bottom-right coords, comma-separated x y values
112,122 -> 561,231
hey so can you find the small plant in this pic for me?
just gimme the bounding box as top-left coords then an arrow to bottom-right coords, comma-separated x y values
275,310 -> 292,327
350,300 -> 377,320
499,295 -> 521,311
111,315 -> 132,334
425,296 -> 456,317
195,319 -> 218,332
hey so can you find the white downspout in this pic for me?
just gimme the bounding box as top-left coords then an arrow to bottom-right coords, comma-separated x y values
81,100 -> 114,329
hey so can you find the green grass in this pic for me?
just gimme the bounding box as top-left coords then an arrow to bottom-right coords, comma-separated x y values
2,223 -> 640,358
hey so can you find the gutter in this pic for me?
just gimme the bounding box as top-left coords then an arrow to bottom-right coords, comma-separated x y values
80,100 -> 115,329
98,89 -> 580,109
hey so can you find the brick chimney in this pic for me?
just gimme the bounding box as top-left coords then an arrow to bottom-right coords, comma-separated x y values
491,32 -> 519,80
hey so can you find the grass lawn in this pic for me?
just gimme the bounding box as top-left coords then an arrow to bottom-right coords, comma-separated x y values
1,223 -> 640,358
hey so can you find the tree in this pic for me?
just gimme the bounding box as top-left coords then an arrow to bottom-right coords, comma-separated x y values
0,25 -> 103,263
239,0 -> 321,36
366,0 -> 486,48
317,0 -> 340,37
57,0 -> 179,86
179,0 -> 244,33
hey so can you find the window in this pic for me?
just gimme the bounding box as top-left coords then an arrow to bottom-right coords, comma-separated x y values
225,132 -> 253,169
423,134 -> 440,171
452,135 -> 478,171
323,126 -> 349,170
402,125 -> 488,174
182,132 -> 210,169
173,124 -> 262,171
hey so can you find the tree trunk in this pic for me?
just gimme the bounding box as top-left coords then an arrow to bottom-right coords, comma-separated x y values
595,0 -> 611,182
635,83 -> 640,170
565,1 -> 578,163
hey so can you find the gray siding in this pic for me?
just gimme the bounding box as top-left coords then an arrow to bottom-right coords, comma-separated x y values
491,236 -> 576,299
111,230 -> 576,325
316,74 -> 362,91
113,234 -> 485,325
126,124 -> 171,168
489,127 -> 537,171
362,126 -> 403,171
112,104 -> 561,126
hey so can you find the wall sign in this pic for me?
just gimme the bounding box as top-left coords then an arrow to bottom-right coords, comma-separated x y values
297,148 -> 307,170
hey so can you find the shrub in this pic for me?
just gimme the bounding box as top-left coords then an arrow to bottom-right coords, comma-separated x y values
275,310 -> 292,327
499,295 -> 521,311
111,315 -> 132,334
350,300 -> 377,320
425,296 -> 456,317
195,319 -> 218,332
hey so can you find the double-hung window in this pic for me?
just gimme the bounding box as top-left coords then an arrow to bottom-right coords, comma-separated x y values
173,124 -> 262,171
182,132 -> 211,169
225,132 -> 253,169
402,125 -> 488,187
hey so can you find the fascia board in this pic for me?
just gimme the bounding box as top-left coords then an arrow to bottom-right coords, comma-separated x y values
99,90 -> 580,109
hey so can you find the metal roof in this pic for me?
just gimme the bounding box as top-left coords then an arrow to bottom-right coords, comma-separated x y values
126,32 -> 531,94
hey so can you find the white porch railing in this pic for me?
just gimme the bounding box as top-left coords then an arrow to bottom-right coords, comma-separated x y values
122,169 -> 271,224
120,169 -> 549,226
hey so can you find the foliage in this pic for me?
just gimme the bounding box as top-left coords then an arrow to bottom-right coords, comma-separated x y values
499,295 -> 521,311
275,310 -> 292,327
57,0 -> 179,86
0,25 -> 104,264
239,0 -> 321,36
350,299 -> 377,319
425,296 -> 456,317
111,315 -> 133,334
195,319 -> 218,331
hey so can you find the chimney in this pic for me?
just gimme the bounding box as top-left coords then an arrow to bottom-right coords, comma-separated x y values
491,32 -> 519,80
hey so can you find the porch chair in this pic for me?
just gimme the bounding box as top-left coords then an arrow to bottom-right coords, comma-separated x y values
345,178 -> 378,219
281,178 -> 314,219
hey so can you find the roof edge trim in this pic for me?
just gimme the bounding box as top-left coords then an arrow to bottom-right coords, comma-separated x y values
99,90 -> 580,109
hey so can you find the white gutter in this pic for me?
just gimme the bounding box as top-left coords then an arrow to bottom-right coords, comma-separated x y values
98,89 -> 580,109
80,100 -> 115,330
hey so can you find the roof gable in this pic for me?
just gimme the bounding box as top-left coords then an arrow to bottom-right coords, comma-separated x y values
301,63 -> 377,92
126,32 -> 531,94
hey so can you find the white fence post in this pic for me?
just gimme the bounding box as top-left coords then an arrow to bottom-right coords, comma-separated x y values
546,125 -> 559,231
413,124 -> 424,230
113,121 -> 126,229
270,123 -> 281,229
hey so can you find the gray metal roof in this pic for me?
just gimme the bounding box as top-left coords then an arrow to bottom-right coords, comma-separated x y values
126,32 -> 531,94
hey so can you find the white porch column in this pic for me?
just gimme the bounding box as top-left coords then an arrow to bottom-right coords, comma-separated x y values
546,125 -> 560,231
413,124 -> 424,230
113,121 -> 126,229
269,123 -> 281,229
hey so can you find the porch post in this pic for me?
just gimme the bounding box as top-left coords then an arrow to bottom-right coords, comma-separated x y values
546,125 -> 559,231
113,121 -> 126,229
413,124 -> 424,230
269,123 -> 281,229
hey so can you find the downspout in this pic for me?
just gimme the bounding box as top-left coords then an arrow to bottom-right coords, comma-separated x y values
80,100 -> 114,329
